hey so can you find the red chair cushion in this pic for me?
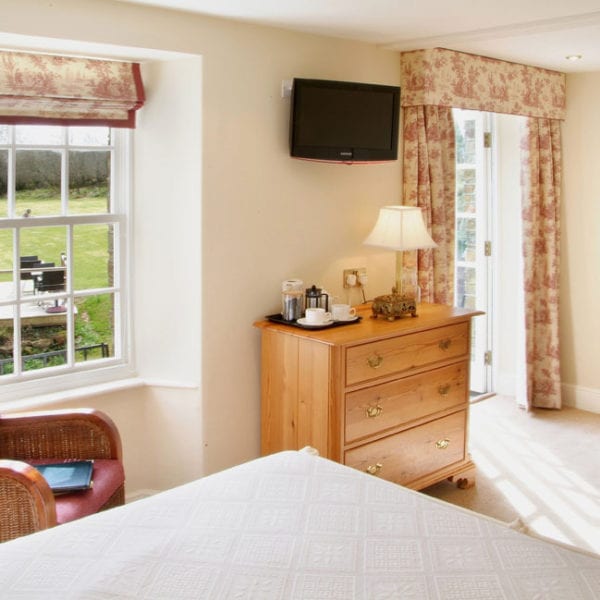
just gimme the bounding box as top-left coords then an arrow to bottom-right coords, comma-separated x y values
30,459 -> 124,525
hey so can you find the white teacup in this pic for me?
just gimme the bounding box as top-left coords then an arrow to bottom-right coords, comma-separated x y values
304,307 -> 332,325
331,303 -> 357,321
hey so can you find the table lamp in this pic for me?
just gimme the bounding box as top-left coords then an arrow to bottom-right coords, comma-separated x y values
364,205 -> 437,318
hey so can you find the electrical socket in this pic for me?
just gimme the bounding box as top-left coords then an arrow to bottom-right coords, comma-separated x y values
343,267 -> 367,288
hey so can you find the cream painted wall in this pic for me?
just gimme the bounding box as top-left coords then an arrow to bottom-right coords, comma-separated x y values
1,0 -> 401,487
561,73 -> 600,412
199,23 -> 402,474
134,57 -> 202,387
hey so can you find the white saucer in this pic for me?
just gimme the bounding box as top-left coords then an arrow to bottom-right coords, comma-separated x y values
297,318 -> 334,328
333,315 -> 359,322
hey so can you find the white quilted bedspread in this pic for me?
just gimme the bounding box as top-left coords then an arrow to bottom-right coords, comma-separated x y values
1,450 -> 599,599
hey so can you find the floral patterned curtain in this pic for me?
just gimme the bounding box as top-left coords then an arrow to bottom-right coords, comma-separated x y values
401,47 -> 565,120
0,51 -> 144,128
402,105 -> 455,305
400,47 -> 565,409
520,118 -> 562,409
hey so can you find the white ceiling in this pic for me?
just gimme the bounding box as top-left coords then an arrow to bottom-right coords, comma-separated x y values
115,0 -> 600,72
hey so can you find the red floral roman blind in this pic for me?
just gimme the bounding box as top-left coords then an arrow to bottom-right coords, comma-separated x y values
0,51 -> 145,128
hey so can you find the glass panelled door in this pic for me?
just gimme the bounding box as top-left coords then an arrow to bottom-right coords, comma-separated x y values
454,109 -> 492,396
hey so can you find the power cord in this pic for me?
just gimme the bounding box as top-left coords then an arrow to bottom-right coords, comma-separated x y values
357,273 -> 368,303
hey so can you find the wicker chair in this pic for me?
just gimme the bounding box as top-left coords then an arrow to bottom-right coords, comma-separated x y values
0,408 -> 124,543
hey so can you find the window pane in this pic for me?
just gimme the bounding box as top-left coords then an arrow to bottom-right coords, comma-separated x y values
73,224 -> 114,290
69,150 -> 110,214
456,265 -> 476,309
20,227 -> 67,281
75,293 -> 115,363
457,168 -> 476,214
15,125 -> 63,146
0,149 -> 7,217
69,127 -> 110,146
16,149 -> 62,217
21,317 -> 67,373
0,305 -> 14,376
0,125 -> 8,144
0,229 -> 14,291
455,118 -> 477,164
456,217 -> 476,262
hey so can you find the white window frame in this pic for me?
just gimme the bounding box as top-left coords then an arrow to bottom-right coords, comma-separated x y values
0,126 -> 134,403
453,108 -> 493,395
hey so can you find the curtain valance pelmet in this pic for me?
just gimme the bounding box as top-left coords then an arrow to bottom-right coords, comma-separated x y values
0,51 -> 145,128
401,47 -> 565,120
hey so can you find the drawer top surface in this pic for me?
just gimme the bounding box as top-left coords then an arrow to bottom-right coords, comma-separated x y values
254,303 -> 483,346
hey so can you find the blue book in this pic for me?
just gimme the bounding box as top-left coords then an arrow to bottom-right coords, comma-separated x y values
35,460 -> 94,494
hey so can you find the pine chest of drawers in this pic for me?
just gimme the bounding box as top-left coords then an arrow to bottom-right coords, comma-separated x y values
255,303 -> 482,490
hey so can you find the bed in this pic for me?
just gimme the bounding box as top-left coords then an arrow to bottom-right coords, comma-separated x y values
1,449 -> 599,599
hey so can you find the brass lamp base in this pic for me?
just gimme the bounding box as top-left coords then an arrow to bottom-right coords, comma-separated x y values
370,290 -> 417,320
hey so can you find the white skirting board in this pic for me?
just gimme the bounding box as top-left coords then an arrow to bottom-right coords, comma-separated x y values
562,382 -> 600,414
488,379 -> 600,415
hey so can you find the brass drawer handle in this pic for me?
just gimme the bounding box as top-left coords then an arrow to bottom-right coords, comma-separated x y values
365,404 -> 383,418
366,463 -> 383,476
438,339 -> 452,351
435,438 -> 450,450
438,384 -> 451,396
367,353 -> 383,369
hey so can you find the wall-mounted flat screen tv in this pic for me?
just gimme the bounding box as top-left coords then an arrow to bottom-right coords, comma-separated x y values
289,78 -> 400,163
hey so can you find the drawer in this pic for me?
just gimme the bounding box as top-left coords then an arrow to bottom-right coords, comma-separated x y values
344,410 -> 466,486
345,322 -> 469,386
345,362 -> 468,444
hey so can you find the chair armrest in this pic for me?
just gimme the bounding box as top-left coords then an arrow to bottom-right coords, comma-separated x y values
0,459 -> 56,542
0,409 -> 122,462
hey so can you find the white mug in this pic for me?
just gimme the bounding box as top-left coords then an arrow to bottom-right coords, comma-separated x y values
331,303 -> 357,321
304,307 -> 332,325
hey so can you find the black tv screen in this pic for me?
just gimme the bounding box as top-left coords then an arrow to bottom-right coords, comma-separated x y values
289,78 -> 400,163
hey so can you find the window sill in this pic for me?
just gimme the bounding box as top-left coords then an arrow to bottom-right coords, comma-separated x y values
0,377 -> 144,412
0,375 -> 199,412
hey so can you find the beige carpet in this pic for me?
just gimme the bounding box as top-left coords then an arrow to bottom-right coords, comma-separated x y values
423,394 -> 600,556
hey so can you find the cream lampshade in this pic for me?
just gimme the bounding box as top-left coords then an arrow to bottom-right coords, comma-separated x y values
364,205 -> 437,317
